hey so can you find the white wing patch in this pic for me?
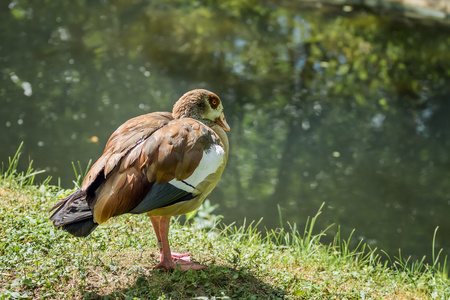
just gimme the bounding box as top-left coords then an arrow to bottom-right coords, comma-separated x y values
169,144 -> 225,193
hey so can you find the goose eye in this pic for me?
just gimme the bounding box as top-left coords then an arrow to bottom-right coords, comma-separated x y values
208,95 -> 220,109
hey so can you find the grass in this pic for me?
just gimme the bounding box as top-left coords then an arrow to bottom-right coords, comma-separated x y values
1,148 -> 450,299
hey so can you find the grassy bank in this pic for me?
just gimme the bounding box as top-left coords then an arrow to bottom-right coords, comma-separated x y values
1,154 -> 449,299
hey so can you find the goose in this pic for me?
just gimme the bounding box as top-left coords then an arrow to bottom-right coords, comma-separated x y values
49,89 -> 230,271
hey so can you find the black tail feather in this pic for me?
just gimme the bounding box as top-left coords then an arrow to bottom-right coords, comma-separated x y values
62,218 -> 98,237
49,189 -> 98,237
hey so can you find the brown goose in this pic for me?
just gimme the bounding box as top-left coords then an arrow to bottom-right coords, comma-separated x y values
49,89 -> 230,271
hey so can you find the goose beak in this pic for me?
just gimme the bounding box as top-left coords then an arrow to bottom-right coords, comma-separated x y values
215,112 -> 231,132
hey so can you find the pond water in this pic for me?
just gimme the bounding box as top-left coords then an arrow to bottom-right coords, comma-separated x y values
1,1 -> 450,264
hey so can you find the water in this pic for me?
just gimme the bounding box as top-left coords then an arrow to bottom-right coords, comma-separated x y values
1,1 -> 450,264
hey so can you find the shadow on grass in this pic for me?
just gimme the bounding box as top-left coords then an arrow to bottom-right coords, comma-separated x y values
82,264 -> 287,299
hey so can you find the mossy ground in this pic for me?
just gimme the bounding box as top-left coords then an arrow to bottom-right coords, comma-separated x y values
0,150 -> 449,299
1,180 -> 449,299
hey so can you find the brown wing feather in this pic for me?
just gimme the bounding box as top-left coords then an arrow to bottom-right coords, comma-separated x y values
147,119 -> 216,183
82,112 -> 172,191
85,116 -> 219,224
93,163 -> 152,224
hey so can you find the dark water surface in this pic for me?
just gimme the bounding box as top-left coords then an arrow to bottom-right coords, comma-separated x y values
1,1 -> 450,263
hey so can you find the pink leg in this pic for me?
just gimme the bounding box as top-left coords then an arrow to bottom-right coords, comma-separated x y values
149,216 -> 205,271
151,216 -> 187,260
150,216 -> 162,245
